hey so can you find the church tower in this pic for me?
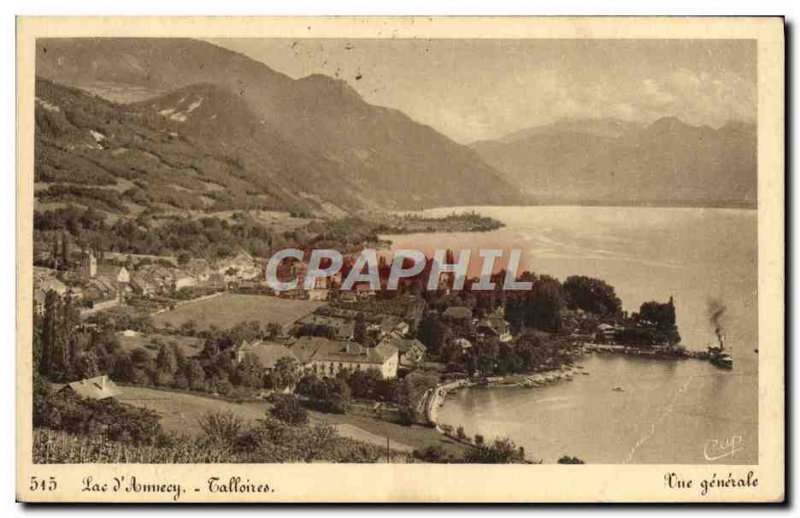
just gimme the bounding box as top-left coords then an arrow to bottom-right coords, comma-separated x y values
82,251 -> 97,278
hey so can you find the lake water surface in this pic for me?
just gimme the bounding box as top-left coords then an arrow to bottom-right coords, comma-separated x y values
383,206 -> 758,464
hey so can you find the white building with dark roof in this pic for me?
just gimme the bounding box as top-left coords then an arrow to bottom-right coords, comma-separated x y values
290,336 -> 399,379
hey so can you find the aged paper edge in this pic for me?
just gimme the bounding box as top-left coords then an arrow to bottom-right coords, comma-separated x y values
15,16 -> 785,503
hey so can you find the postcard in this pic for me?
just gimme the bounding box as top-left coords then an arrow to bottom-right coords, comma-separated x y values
16,16 -> 784,503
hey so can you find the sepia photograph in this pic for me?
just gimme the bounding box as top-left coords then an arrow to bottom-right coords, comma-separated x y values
15,16 -> 784,503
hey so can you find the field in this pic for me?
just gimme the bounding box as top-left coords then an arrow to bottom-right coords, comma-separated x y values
115,386 -> 464,456
312,412 -> 467,457
116,385 -> 272,435
152,293 -> 322,331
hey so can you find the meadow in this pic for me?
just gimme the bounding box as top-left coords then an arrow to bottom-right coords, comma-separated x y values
152,293 -> 322,332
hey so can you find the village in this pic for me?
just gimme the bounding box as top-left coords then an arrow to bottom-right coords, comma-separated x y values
32,231 -> 686,465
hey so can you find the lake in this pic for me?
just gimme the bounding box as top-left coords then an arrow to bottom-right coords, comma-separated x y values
383,205 -> 758,464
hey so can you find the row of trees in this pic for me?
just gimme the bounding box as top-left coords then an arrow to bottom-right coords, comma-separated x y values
36,293 -> 96,382
34,205 -> 390,265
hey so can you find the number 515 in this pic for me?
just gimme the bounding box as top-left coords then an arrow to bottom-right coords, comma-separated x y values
29,476 -> 57,491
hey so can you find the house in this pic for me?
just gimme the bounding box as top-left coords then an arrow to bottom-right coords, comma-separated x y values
34,270 -> 68,296
477,311 -> 513,343
216,250 -> 260,280
391,321 -> 411,337
97,264 -> 130,285
67,285 -> 84,301
338,291 -> 358,303
442,306 -> 473,323
354,283 -> 376,299
33,290 -> 46,316
129,271 -> 158,296
236,340 -> 299,371
85,264 -> 130,303
81,251 -> 97,278
289,336 -> 329,364
130,265 -> 197,294
302,338 -> 399,379
380,336 -> 426,366
308,288 -> 330,301
454,337 -> 473,351
59,375 -> 122,400
294,314 -> 355,341
596,323 -> 624,343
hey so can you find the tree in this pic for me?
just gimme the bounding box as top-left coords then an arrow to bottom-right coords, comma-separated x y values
39,290 -> 59,378
413,446 -> 452,463
638,298 -> 677,330
563,276 -> 621,316
72,351 -> 100,379
111,352 -> 135,382
234,352 -> 263,388
353,312 -> 367,345
557,455 -> 585,464
198,411 -> 244,450
180,319 -> 198,336
271,356 -> 299,391
264,322 -> 283,339
418,312 -> 450,356
186,359 -> 206,391
171,342 -> 187,372
524,275 -> 564,332
59,232 -> 71,270
155,343 -> 178,375
503,297 -> 525,334
464,437 -> 526,464
296,373 -> 351,414
346,368 -> 383,400
269,394 -> 308,425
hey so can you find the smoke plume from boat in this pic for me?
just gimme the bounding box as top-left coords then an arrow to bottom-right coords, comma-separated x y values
708,298 -> 727,347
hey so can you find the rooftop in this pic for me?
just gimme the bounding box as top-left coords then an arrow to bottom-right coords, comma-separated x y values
62,375 -> 122,400
239,340 -> 298,369
442,306 -> 472,320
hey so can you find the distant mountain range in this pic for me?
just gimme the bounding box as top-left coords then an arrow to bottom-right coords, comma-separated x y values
34,38 -> 522,215
35,38 -> 756,213
471,117 -> 757,208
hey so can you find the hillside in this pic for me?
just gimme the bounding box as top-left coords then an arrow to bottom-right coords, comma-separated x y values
35,38 -> 521,211
34,78 -> 332,217
471,117 -> 757,208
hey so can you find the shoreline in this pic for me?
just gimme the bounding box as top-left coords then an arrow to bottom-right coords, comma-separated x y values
424,363 -> 587,430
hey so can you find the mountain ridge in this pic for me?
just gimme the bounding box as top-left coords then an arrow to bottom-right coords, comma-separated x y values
36,38 -> 523,211
471,116 -> 757,208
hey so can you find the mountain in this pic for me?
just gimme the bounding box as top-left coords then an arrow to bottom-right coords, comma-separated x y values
34,77 -> 355,218
471,117 -> 757,208
35,38 -> 522,212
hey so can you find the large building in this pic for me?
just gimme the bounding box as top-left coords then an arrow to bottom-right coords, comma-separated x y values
289,336 -> 399,379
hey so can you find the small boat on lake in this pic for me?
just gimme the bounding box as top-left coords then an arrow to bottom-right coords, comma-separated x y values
708,333 -> 733,369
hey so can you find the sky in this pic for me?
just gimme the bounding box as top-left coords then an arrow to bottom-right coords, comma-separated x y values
211,38 -> 756,143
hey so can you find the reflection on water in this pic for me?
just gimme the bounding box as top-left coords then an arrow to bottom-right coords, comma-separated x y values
384,206 -> 758,464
